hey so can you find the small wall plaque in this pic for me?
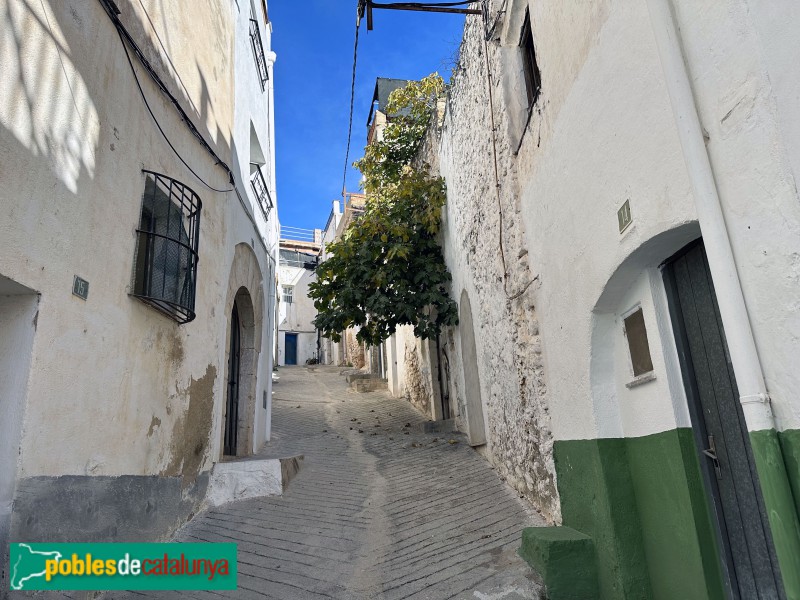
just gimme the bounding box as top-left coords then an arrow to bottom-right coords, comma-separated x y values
72,276 -> 89,300
618,199 -> 632,233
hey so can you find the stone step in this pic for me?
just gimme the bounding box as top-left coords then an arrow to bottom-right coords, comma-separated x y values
205,454 -> 304,507
350,377 -> 388,392
417,418 -> 458,434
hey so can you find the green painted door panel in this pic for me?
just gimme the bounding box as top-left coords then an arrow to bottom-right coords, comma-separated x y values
751,429 -> 800,599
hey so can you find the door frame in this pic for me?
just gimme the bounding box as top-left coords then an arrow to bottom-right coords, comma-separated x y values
662,238 -> 784,599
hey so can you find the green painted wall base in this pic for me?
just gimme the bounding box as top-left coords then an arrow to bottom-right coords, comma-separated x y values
779,429 -> 800,520
519,527 -> 598,600
751,428 -> 800,599
550,427 -> 800,600
553,429 -> 725,600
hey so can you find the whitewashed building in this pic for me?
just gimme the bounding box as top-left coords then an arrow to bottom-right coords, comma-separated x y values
386,0 -> 800,597
317,193 -> 369,369
0,0 -> 279,574
277,235 -> 320,366
317,200 -> 342,366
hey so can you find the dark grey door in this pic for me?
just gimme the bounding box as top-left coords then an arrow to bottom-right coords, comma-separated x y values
664,240 -> 784,600
224,303 -> 241,456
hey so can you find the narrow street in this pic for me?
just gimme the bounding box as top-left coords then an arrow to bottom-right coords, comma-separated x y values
124,366 -> 544,600
4,1 -> 800,597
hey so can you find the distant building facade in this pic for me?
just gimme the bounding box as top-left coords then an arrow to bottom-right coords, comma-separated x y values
318,193 -> 368,369
277,235 -> 321,366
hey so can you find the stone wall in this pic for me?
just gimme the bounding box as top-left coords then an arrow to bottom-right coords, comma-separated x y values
403,338 -> 432,417
345,329 -> 366,369
414,7 -> 559,522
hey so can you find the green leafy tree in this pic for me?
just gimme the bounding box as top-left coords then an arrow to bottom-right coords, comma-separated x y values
310,74 -> 458,346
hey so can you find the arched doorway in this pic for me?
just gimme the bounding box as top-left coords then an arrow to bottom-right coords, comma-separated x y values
223,302 -> 241,456
220,244 -> 265,458
222,286 -> 258,457
579,223 -> 783,597
459,290 -> 486,446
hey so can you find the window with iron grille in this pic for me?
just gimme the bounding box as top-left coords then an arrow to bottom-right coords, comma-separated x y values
131,171 -> 201,324
249,18 -> 269,91
520,9 -> 541,111
250,164 -> 273,220
282,285 -> 294,304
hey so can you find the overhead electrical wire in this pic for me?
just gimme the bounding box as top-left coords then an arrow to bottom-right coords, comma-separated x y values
118,35 -> 234,194
96,0 -> 277,263
97,0 -> 235,194
371,1 -> 475,7
341,2 -> 362,197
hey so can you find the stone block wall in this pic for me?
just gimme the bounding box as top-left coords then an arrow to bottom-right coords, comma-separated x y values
345,329 -> 366,368
414,8 -> 560,522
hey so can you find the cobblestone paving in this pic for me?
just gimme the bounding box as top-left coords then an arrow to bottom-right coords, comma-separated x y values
119,366 -> 545,600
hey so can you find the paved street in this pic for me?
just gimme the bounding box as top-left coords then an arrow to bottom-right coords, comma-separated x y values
123,366 -> 545,600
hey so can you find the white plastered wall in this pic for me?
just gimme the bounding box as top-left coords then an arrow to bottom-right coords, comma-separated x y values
277,331 -> 317,366
277,262 -> 317,365
665,0 -> 800,433
231,0 -> 278,451
0,0 -> 278,476
510,0 -> 699,442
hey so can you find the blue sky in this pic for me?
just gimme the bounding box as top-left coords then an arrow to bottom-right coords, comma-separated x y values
270,1 -> 466,231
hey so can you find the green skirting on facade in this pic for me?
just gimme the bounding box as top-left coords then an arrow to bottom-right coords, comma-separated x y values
779,429 -> 800,520
552,427 -> 800,600
752,428 -> 800,599
553,428 -> 725,600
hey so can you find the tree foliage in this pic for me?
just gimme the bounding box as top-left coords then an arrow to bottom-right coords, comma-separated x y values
310,74 -> 458,346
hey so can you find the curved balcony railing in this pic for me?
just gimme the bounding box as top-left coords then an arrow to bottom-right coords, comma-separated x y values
131,171 -> 201,324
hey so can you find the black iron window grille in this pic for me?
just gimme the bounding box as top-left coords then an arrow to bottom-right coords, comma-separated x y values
250,164 -> 273,220
249,18 -> 269,91
131,171 -> 201,324
520,9 -> 542,111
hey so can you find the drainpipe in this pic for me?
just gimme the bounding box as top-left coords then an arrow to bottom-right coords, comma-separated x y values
645,0 -> 771,428
646,0 -> 800,590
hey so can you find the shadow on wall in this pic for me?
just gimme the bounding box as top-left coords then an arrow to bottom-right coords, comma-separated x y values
0,0 -> 233,197
0,0 -> 246,571
113,0 -> 234,156
0,0 -> 99,193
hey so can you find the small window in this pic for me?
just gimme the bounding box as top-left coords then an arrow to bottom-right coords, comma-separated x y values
624,308 -> 654,377
520,9 -> 542,111
282,285 -> 294,304
131,171 -> 201,324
